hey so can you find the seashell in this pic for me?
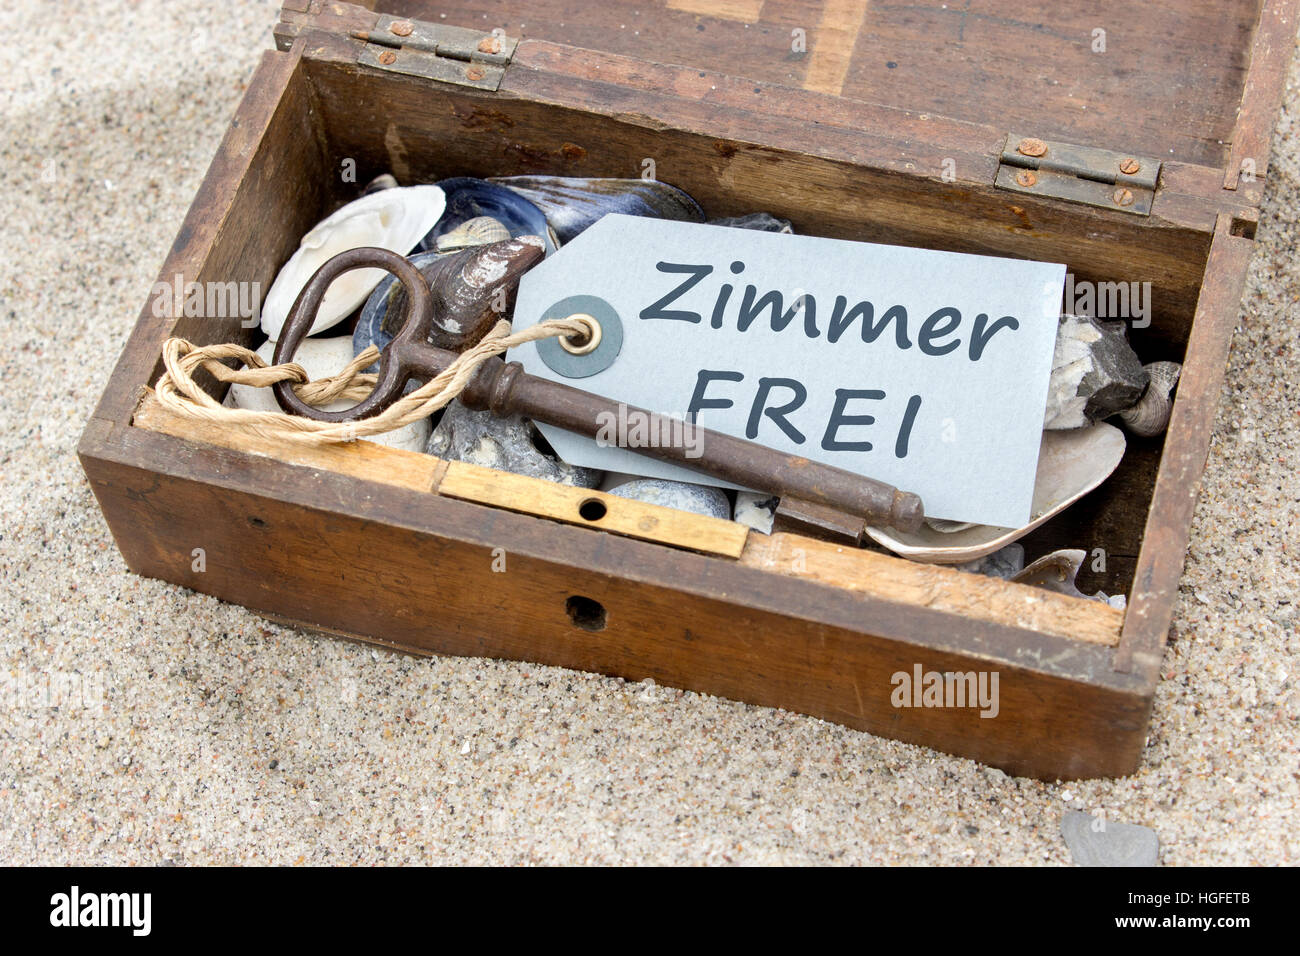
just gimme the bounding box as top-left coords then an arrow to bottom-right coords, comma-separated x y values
354,249 -> 444,368
1118,361 -> 1181,437
224,337 -> 430,452
261,185 -> 445,340
489,176 -> 705,243
353,236 -> 546,368
423,178 -> 557,254
1012,549 -> 1124,606
434,215 -> 512,253
361,173 -> 399,195
734,491 -> 779,533
1013,549 -> 1088,595
865,422 -> 1126,564
1044,314 -> 1149,430
709,213 -> 793,233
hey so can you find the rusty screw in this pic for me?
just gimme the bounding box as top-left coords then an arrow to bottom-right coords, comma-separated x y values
466,65 -> 486,81
1113,187 -> 1135,206
1016,169 -> 1038,188
478,35 -> 503,55
1017,137 -> 1047,158
377,50 -> 397,65
390,20 -> 414,37
1118,158 -> 1141,175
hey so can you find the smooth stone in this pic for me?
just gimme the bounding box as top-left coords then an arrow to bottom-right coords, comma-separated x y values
734,491 -> 779,533
421,177 -> 556,254
954,543 -> 1025,580
1060,810 -> 1159,867
224,338 -> 431,452
1044,314 -> 1149,429
261,185 -> 446,340
708,213 -> 793,233
426,400 -> 602,488
601,474 -> 731,519
489,176 -> 706,243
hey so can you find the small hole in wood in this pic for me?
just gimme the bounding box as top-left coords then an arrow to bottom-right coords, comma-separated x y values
578,498 -> 607,521
1230,217 -> 1257,240
248,516 -> 267,528
565,595 -> 607,631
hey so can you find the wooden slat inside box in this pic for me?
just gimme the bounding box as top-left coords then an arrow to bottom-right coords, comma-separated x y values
78,0 -> 1297,779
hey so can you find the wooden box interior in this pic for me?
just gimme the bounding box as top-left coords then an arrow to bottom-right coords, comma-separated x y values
178,50 -> 1222,600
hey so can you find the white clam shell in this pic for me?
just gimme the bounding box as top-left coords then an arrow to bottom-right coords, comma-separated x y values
225,338 -> 431,452
866,422 -> 1127,564
260,185 -> 445,340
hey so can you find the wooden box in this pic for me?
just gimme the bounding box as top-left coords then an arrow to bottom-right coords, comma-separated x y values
78,0 -> 1297,779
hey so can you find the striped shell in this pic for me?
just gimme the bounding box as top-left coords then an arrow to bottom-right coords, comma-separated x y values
434,215 -> 512,253
1119,361 -> 1181,437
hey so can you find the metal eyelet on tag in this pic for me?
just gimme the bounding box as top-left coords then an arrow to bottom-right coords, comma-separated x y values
558,313 -> 603,355
535,295 -> 623,378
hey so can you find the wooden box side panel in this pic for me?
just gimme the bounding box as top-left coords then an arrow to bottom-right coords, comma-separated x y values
80,422 -> 1152,780
1117,219 -> 1260,679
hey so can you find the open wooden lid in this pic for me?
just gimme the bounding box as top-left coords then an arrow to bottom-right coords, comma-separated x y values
370,0 -> 1289,172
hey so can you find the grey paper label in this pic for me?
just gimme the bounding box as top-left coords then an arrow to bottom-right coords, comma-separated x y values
510,215 -> 1065,528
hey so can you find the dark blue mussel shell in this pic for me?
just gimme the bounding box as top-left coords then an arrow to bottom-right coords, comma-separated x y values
420,177 -> 557,254
353,250 -> 446,371
488,176 -> 705,243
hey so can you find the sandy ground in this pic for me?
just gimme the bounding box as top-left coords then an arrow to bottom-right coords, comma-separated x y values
1,1 -> 1296,865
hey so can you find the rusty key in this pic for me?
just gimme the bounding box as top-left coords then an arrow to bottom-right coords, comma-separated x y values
272,246 -> 924,532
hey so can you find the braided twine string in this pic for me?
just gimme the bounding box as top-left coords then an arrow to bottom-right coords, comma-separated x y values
151,317 -> 589,445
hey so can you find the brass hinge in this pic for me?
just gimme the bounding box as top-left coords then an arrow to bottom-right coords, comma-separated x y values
996,133 -> 1161,216
352,15 -> 518,91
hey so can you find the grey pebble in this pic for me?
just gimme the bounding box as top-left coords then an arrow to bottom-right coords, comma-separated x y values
954,543 -> 1025,580
1061,810 -> 1160,867
426,400 -> 602,488
604,477 -> 731,519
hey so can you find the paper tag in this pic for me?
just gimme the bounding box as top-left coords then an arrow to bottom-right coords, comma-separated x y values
510,215 -> 1065,528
